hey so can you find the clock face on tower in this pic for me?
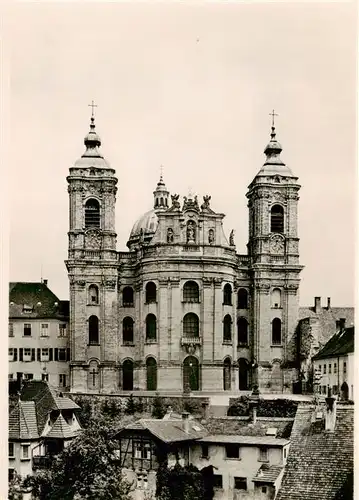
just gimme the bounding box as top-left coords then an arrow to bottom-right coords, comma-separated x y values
270,234 -> 285,255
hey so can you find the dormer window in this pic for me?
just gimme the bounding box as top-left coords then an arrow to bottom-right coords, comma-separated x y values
22,305 -> 33,313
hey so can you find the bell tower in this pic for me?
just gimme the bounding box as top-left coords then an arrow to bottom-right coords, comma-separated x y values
246,114 -> 303,392
66,107 -> 119,393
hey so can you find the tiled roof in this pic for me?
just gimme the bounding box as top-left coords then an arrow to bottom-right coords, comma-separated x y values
253,464 -> 283,483
313,327 -> 354,360
198,435 -> 289,447
9,400 -> 39,440
44,414 -> 79,439
204,417 -> 293,439
276,405 -> 354,500
9,282 -> 69,319
121,418 -> 207,443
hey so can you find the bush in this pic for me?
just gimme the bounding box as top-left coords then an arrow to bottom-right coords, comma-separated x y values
152,394 -> 166,419
227,396 -> 298,418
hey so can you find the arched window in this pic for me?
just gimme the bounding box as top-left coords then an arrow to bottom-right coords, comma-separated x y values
270,205 -> 284,233
238,358 -> 250,391
223,315 -> 232,342
145,282 -> 157,303
237,289 -> 248,309
272,318 -> 282,345
223,284 -> 232,306
122,359 -> 134,391
85,199 -> 100,228
183,313 -> 199,338
123,317 -> 134,344
223,358 -> 231,391
88,360 -> 99,390
146,357 -> 157,391
88,285 -> 99,304
271,288 -> 281,308
88,316 -> 99,345
237,317 -> 248,345
146,314 -> 157,341
123,287 -> 134,307
183,356 -> 199,392
183,281 -> 200,303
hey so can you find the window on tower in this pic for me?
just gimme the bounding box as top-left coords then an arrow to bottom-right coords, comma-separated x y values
88,315 -> 99,345
237,317 -> 248,345
271,288 -> 282,308
123,317 -> 134,344
85,199 -> 101,228
88,285 -> 99,304
223,315 -> 232,343
270,204 -> 284,233
237,289 -> 248,309
145,282 -> 157,304
146,314 -> 157,342
183,313 -> 199,338
223,284 -> 232,306
123,287 -> 134,307
271,318 -> 282,345
183,281 -> 200,303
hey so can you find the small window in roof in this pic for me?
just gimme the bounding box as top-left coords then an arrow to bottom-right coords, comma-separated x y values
265,427 -> 278,436
192,425 -> 201,432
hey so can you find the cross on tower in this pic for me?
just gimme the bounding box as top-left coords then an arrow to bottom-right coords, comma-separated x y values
160,165 -> 164,179
269,109 -> 278,127
88,100 -> 98,118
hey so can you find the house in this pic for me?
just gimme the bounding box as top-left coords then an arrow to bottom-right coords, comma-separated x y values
8,381 -> 81,487
113,397 -> 294,499
297,298 -> 354,391
276,397 -> 354,500
312,326 -> 354,400
9,281 -> 70,389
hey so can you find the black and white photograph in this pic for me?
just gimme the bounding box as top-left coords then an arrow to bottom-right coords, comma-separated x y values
4,1 -> 356,499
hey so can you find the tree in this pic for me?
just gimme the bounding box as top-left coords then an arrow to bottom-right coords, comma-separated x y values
156,462 -> 207,500
151,393 -> 166,419
8,472 -> 24,500
24,418 -> 132,500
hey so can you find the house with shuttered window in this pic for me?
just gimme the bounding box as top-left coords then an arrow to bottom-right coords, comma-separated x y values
9,281 -> 70,389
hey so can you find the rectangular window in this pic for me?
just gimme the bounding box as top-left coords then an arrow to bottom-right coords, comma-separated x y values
323,385 -> 327,395
24,348 -> 31,361
41,348 -> 49,361
8,348 -> 14,362
59,374 -> 66,387
9,442 -> 14,458
344,362 -> 347,374
334,363 -> 337,374
329,364 -> 332,374
8,373 -> 13,380
262,486 -> 267,494
42,373 -> 49,382
21,444 -> 30,460
133,440 -> 151,460
23,324 -> 31,336
259,447 -> 269,462
59,324 -> 67,337
284,448 -> 287,459
24,373 -> 33,380
318,365 -> 321,372
323,365 -> 327,374
8,469 -> 15,482
58,348 -> 66,361
333,385 -> 338,395
234,477 -> 247,490
9,323 -> 14,337
213,475 -> 223,489
41,324 -> 49,337
225,444 -> 240,459
201,443 -> 209,458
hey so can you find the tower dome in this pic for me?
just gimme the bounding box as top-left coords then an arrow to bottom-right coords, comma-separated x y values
255,123 -> 294,178
74,115 -> 110,168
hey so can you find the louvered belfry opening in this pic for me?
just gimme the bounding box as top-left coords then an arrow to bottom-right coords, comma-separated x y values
85,199 -> 100,228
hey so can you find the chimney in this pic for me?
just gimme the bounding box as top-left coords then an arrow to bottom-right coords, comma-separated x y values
182,411 -> 190,434
339,318 -> 346,332
325,390 -> 337,432
327,297 -> 331,310
314,297 -> 321,313
201,401 -> 210,422
43,279 -> 48,286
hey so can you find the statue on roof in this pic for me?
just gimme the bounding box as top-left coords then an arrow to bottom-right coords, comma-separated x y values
171,194 -> 181,209
229,230 -> 235,246
201,195 -> 211,210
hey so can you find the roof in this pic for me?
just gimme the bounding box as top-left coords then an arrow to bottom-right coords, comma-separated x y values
127,209 -> 158,247
118,418 -> 207,444
203,417 -> 293,439
253,464 -> 283,484
19,381 -> 79,435
276,404 -> 354,500
44,413 -> 80,439
9,282 -> 69,320
198,435 -> 289,447
9,401 -> 39,440
313,327 -> 354,360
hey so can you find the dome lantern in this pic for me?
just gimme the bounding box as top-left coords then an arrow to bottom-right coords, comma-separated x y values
153,167 -> 169,210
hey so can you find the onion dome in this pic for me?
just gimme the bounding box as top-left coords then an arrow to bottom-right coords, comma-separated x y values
256,125 -> 294,177
74,116 -> 110,168
153,171 -> 169,210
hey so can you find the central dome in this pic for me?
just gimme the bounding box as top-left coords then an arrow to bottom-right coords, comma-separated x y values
127,209 -> 158,249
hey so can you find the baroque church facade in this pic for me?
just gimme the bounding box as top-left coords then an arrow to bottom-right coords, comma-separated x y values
66,115 -> 303,394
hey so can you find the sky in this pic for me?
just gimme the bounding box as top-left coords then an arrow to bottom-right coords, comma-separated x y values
4,1 -> 357,306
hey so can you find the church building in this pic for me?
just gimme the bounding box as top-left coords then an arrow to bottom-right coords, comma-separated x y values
66,113 -> 303,394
